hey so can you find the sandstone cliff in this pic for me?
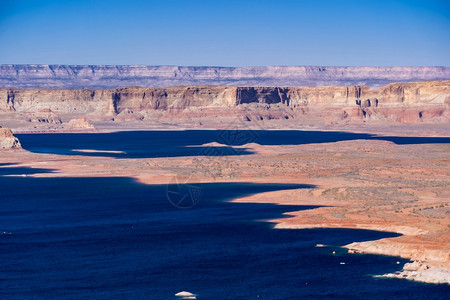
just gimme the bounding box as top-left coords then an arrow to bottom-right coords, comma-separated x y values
0,81 -> 449,125
0,127 -> 21,149
68,117 -> 95,129
1,65 -> 449,89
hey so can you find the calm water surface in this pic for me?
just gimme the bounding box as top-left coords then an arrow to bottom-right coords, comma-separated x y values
0,131 -> 448,299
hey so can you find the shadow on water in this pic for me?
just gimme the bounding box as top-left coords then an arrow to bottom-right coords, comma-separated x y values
16,130 -> 450,159
0,165 -> 56,176
0,163 -> 17,167
1,174 -> 448,299
0,174 -> 316,230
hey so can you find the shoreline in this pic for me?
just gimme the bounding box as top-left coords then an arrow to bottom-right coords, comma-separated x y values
232,187 -> 450,285
1,127 -> 449,285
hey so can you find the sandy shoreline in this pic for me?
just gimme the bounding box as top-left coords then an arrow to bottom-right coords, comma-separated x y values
232,189 -> 449,284
1,126 -> 449,285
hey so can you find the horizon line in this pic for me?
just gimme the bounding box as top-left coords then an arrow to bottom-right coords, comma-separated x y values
1,64 -> 449,68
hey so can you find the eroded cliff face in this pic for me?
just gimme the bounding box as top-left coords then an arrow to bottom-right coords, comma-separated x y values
0,127 -> 21,149
0,81 -> 449,125
0,88 -> 112,114
1,65 -> 449,89
112,86 -> 237,112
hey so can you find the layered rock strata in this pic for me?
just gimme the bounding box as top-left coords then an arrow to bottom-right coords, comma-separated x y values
1,65 -> 449,89
1,81 -> 449,124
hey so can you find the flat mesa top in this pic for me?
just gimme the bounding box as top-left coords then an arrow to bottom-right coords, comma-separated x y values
1,65 -> 449,89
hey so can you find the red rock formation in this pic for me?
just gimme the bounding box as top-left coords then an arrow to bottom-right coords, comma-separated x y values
0,127 -> 21,149
27,109 -> 62,124
68,117 -> 95,129
0,81 -> 448,125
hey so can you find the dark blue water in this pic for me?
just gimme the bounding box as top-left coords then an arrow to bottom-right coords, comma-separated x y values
16,130 -> 450,159
1,131 -> 449,299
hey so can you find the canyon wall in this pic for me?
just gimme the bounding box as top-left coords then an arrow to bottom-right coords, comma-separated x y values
1,65 -> 449,89
1,81 -> 449,124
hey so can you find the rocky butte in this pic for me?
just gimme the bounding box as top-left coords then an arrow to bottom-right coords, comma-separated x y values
0,126 -> 21,149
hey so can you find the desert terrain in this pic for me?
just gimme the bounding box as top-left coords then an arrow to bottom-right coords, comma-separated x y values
1,127 -> 449,285
1,78 -> 449,285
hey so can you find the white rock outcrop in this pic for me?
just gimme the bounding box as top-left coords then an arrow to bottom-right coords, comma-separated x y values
379,261 -> 450,284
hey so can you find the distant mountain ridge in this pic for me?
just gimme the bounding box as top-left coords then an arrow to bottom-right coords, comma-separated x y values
0,65 -> 449,89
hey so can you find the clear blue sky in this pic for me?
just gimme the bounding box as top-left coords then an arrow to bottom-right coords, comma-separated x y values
0,0 -> 449,66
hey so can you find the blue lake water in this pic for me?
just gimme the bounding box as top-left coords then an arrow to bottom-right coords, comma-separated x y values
15,130 -> 450,159
1,131 -> 449,299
